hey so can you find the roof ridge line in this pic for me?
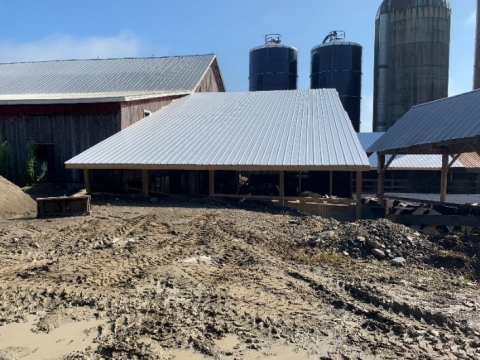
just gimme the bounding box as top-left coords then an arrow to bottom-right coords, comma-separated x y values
0,54 -> 216,66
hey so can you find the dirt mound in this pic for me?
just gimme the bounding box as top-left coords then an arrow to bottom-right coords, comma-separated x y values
0,176 -> 36,218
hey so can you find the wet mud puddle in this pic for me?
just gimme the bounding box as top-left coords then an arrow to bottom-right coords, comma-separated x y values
0,315 -> 105,359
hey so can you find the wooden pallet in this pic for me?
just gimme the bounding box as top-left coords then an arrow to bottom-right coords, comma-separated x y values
37,195 -> 91,218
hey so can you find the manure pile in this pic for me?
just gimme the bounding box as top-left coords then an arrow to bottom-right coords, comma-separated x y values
0,176 -> 35,218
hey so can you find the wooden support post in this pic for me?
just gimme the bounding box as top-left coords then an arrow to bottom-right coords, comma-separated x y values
83,169 -> 91,194
298,172 -> 302,195
440,148 -> 448,203
160,176 -> 165,194
329,171 -> 333,196
196,171 -> 199,196
142,169 -> 149,196
209,170 -> 214,196
279,171 -> 285,206
377,154 -> 385,205
356,171 -> 362,220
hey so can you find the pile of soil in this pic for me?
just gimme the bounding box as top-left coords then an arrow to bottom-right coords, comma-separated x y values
0,195 -> 478,359
0,176 -> 35,218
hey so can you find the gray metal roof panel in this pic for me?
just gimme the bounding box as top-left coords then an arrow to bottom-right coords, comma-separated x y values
0,55 -> 216,99
367,90 -> 480,154
66,89 -> 369,169
358,133 -> 462,170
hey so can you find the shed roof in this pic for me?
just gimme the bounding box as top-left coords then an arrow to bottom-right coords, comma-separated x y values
358,133 -> 463,170
0,55 -> 222,104
66,89 -> 370,171
367,90 -> 480,155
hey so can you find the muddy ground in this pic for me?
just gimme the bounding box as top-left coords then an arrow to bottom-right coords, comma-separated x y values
0,194 -> 479,359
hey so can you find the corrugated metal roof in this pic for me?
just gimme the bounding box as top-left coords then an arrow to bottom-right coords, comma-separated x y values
358,132 -> 462,170
367,89 -> 480,154
458,152 -> 480,168
0,55 -> 217,100
66,89 -> 370,170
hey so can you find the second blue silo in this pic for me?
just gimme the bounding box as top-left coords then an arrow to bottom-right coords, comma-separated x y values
311,31 -> 362,132
249,35 -> 298,91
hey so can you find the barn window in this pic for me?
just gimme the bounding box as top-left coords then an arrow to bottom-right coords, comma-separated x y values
143,110 -> 152,117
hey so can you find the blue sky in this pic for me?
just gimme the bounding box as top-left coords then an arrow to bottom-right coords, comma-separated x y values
0,1 -> 476,132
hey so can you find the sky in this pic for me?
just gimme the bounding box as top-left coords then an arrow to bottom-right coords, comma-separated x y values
0,0 -> 476,132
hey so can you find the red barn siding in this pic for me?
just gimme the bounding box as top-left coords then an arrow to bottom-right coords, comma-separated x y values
0,102 -> 121,183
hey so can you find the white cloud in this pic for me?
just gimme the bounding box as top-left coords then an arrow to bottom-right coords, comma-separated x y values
466,11 -> 476,27
0,31 -> 144,63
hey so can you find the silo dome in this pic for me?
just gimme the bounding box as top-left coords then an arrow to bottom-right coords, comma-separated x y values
376,0 -> 451,20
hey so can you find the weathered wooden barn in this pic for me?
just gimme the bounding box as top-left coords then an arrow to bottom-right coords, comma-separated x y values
0,55 -> 225,184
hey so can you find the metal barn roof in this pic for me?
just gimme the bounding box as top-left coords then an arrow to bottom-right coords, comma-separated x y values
0,55 -> 220,103
358,133 -> 462,170
367,90 -> 480,155
66,89 -> 370,171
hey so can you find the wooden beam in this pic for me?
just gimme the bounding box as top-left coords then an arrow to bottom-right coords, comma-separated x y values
356,171 -> 362,220
377,153 -> 385,205
329,171 -> 333,196
382,152 -> 397,173
440,148 -> 448,203
209,170 -> 214,196
83,169 -> 91,194
279,171 -> 285,206
386,214 -> 480,228
448,153 -> 462,169
142,169 -> 149,196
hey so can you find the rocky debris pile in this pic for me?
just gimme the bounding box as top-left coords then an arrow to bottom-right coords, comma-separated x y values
0,176 -> 36,218
296,217 -> 436,266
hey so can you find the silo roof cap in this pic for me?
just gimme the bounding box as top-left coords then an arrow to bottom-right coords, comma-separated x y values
376,0 -> 451,20
311,39 -> 362,52
249,43 -> 298,52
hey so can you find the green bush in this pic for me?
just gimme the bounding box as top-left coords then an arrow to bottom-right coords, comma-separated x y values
23,141 -> 46,186
0,141 -> 14,180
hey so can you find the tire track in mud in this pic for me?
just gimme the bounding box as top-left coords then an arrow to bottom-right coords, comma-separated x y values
287,270 -> 480,359
1,201 -> 480,359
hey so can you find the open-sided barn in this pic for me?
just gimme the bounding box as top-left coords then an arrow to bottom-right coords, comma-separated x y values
357,132 -> 480,194
66,89 -> 370,210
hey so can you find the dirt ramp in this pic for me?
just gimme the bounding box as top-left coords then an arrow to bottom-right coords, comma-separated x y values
0,176 -> 35,218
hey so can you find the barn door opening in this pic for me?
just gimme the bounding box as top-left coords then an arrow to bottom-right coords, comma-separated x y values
35,144 -> 56,180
